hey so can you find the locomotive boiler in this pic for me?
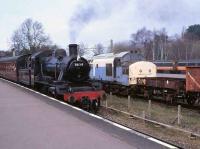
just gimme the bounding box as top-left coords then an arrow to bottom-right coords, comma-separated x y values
34,44 -> 90,83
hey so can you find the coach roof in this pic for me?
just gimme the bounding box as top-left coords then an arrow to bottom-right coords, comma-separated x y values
0,55 -> 21,62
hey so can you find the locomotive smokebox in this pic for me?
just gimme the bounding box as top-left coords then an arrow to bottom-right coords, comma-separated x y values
69,44 -> 78,57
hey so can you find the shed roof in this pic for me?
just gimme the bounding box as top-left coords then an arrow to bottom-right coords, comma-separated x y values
115,51 -> 129,58
92,51 -> 129,59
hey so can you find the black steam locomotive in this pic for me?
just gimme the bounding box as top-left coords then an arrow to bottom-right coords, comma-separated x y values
31,44 -> 91,94
0,44 -> 105,111
37,44 -> 90,83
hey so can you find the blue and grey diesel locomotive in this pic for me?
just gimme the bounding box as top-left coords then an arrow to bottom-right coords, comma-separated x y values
89,51 -> 157,95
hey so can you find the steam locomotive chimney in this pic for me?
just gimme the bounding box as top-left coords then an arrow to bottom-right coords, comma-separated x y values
69,44 -> 78,57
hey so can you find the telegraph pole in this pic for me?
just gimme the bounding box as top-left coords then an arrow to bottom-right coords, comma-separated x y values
12,48 -> 15,57
28,56 -> 32,86
110,39 -> 113,52
152,40 -> 155,61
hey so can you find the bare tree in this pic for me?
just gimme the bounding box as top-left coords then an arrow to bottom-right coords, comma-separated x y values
93,43 -> 104,55
130,27 -> 153,60
128,25 -> 200,61
131,27 -> 153,47
153,29 -> 168,60
112,41 -> 134,53
11,18 -> 51,54
79,43 -> 87,56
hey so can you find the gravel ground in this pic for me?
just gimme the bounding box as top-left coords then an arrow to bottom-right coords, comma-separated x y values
97,95 -> 200,149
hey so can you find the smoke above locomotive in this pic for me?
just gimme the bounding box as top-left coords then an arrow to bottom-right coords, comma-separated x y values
33,44 -> 90,83
69,0 -> 125,42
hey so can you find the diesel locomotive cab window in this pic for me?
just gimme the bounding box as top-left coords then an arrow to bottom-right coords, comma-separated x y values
123,67 -> 129,75
114,58 -> 121,67
106,63 -> 112,76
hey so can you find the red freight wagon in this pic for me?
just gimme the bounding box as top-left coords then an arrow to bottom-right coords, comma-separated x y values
136,69 -> 200,105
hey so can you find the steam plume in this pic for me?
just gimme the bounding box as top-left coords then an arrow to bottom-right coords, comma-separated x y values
69,0 -> 127,42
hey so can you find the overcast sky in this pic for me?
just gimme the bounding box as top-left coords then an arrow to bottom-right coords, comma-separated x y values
1,0 -> 200,50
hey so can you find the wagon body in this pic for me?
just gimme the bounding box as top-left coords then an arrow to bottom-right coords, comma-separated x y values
186,67 -> 200,93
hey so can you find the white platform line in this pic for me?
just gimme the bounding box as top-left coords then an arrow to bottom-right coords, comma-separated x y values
148,138 -> 178,149
0,78 -> 179,149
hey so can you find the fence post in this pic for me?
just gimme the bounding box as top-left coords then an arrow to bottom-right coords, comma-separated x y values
106,92 -> 112,108
142,111 -> 146,123
148,100 -> 151,117
105,95 -> 108,108
128,95 -> 131,112
178,105 -> 181,125
105,98 -> 107,108
110,92 -> 112,100
142,111 -> 145,119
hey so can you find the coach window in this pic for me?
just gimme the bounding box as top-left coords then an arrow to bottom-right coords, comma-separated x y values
117,59 -> 121,66
106,63 -> 112,76
18,58 -> 27,69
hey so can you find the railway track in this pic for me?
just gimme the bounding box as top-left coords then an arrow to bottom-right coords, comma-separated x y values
146,96 -> 200,111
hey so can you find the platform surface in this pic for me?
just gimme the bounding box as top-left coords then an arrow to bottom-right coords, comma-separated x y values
0,79 -> 175,149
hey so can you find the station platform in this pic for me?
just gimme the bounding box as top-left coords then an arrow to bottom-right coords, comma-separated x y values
0,79 -> 177,149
